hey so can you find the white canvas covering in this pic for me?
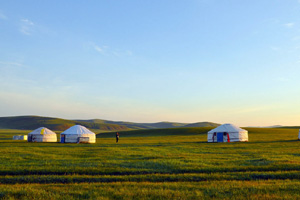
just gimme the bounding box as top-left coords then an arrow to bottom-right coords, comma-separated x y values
207,123 -> 248,143
13,135 -> 27,140
78,137 -> 90,143
60,125 -> 96,143
27,127 -> 57,142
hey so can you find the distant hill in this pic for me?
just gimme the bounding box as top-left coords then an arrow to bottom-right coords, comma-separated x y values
268,125 -> 283,128
104,121 -> 187,129
139,122 -> 188,129
0,115 -> 220,131
183,122 -> 220,128
0,116 -> 129,131
279,126 -> 300,129
77,119 -> 218,129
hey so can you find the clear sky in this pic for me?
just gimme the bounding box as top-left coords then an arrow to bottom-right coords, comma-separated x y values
0,0 -> 300,126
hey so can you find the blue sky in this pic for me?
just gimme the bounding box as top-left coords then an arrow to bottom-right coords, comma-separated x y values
0,0 -> 300,126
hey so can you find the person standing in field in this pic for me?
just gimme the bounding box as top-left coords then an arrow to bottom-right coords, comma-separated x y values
116,132 -> 119,143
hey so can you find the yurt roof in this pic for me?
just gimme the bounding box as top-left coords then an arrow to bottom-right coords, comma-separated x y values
61,125 -> 95,135
28,127 -> 57,135
208,123 -> 247,134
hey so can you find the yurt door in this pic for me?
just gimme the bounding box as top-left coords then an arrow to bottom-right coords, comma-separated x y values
217,132 -> 224,142
61,134 -> 65,143
28,135 -> 32,142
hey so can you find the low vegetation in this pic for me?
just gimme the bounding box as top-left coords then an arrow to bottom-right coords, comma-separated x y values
0,127 -> 299,199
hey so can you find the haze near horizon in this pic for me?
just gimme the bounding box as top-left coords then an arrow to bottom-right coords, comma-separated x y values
0,1 -> 300,127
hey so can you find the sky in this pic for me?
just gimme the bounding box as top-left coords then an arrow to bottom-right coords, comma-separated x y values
0,0 -> 300,126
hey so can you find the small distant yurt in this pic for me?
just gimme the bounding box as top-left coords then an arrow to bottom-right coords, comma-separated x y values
208,123 -> 248,143
60,125 -> 96,143
28,127 -> 57,142
13,135 -> 27,140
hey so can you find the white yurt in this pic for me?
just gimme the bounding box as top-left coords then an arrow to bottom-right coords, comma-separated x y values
28,127 -> 57,142
13,135 -> 27,140
60,125 -> 96,143
207,123 -> 248,143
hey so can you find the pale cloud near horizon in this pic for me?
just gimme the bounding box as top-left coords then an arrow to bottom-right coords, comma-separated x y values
93,44 -> 107,55
20,19 -> 34,35
284,22 -> 295,28
0,61 -> 23,67
0,61 -> 24,78
91,43 -> 133,57
94,45 -> 104,53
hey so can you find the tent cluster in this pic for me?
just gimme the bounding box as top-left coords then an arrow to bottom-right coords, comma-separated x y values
11,122 -> 300,143
13,122 -> 249,144
13,125 -> 96,143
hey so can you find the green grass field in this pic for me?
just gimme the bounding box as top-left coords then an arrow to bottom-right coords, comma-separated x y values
0,127 -> 300,199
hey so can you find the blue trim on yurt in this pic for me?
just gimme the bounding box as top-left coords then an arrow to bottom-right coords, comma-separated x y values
61,134 -> 65,143
217,132 -> 224,142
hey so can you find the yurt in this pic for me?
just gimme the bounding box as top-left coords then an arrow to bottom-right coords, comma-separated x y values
207,123 -> 248,143
60,125 -> 96,143
27,127 -> 57,142
13,135 -> 27,140
298,130 -> 300,140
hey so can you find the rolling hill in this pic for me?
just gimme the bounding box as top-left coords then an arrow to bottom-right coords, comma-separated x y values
77,120 -> 189,129
0,116 -> 128,131
183,122 -> 220,128
77,119 -> 220,129
0,115 -> 220,131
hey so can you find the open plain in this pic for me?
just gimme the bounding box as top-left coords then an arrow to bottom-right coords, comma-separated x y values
0,127 -> 300,199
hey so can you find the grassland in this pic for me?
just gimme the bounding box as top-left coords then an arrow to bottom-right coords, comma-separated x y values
0,127 -> 300,199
